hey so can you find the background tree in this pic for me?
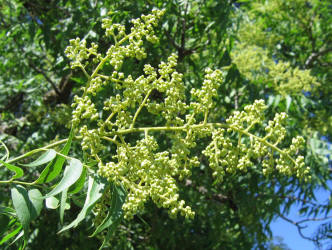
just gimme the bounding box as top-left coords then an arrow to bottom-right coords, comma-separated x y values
0,0 -> 331,249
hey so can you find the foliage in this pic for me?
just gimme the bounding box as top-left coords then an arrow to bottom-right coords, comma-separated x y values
0,0 -> 331,249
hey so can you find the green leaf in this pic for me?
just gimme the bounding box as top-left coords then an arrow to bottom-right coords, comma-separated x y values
0,159 -> 24,179
45,196 -> 59,209
91,184 -> 126,237
60,189 -> 68,224
0,225 -> 22,245
68,166 -> 87,194
20,149 -> 57,167
0,206 -> 16,217
34,129 -> 73,184
45,158 -> 83,198
58,175 -> 107,233
11,186 -> 43,239
28,189 -> 43,220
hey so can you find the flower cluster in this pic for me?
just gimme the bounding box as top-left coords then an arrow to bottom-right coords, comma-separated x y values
65,10 -> 310,222
231,45 -> 319,95
98,135 -> 195,219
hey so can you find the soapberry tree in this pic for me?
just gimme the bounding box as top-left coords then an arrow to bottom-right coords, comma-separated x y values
0,1 -> 331,249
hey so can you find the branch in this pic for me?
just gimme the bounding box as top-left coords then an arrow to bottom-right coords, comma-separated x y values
277,212 -> 314,241
305,47 -> 332,68
27,60 -> 61,96
277,212 -> 332,243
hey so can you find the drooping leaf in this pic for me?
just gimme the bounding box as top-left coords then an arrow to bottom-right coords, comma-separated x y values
68,166 -> 87,194
11,186 -> 43,239
27,189 -> 43,220
0,159 -> 24,179
45,196 -> 59,209
45,158 -> 83,198
60,189 -> 68,224
58,175 -> 107,233
91,184 -> 126,237
34,129 -> 74,184
20,149 -> 57,167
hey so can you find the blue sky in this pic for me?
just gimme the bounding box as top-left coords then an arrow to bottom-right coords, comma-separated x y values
270,138 -> 332,250
271,183 -> 332,250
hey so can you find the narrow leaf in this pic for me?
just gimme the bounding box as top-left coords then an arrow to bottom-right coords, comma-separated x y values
98,222 -> 121,250
34,129 -> 73,184
91,184 -> 126,236
0,160 -> 24,179
0,206 -> 16,217
45,158 -> 83,198
68,166 -> 87,194
20,149 -> 56,167
0,225 -> 22,245
58,175 -> 106,233
60,189 -> 68,224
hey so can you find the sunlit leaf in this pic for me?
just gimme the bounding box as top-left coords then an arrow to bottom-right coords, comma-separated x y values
45,196 -> 59,209
58,175 -> 107,233
45,158 -> 83,198
0,160 -> 24,179
20,149 -> 57,167
11,186 -> 43,239
34,129 -> 73,184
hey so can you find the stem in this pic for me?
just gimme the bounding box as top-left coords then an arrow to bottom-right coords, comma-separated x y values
101,136 -> 121,146
130,89 -> 153,129
112,122 -> 297,166
0,139 -> 10,161
6,138 -> 69,164
83,35 -> 130,96
0,179 -> 39,186
79,65 -> 91,80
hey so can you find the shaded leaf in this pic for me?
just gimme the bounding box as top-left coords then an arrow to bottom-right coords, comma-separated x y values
0,214 -> 10,236
91,184 -> 126,237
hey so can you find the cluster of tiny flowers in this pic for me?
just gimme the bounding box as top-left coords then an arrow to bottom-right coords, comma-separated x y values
226,99 -> 267,130
232,28 -> 319,95
65,38 -> 99,69
64,10 -> 310,223
71,96 -> 98,126
98,136 -> 195,220
191,68 -> 223,114
147,53 -> 188,124
204,100 -> 309,182
79,125 -> 103,155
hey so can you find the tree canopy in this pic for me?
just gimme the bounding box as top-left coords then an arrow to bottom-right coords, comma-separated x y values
0,1 -> 331,249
